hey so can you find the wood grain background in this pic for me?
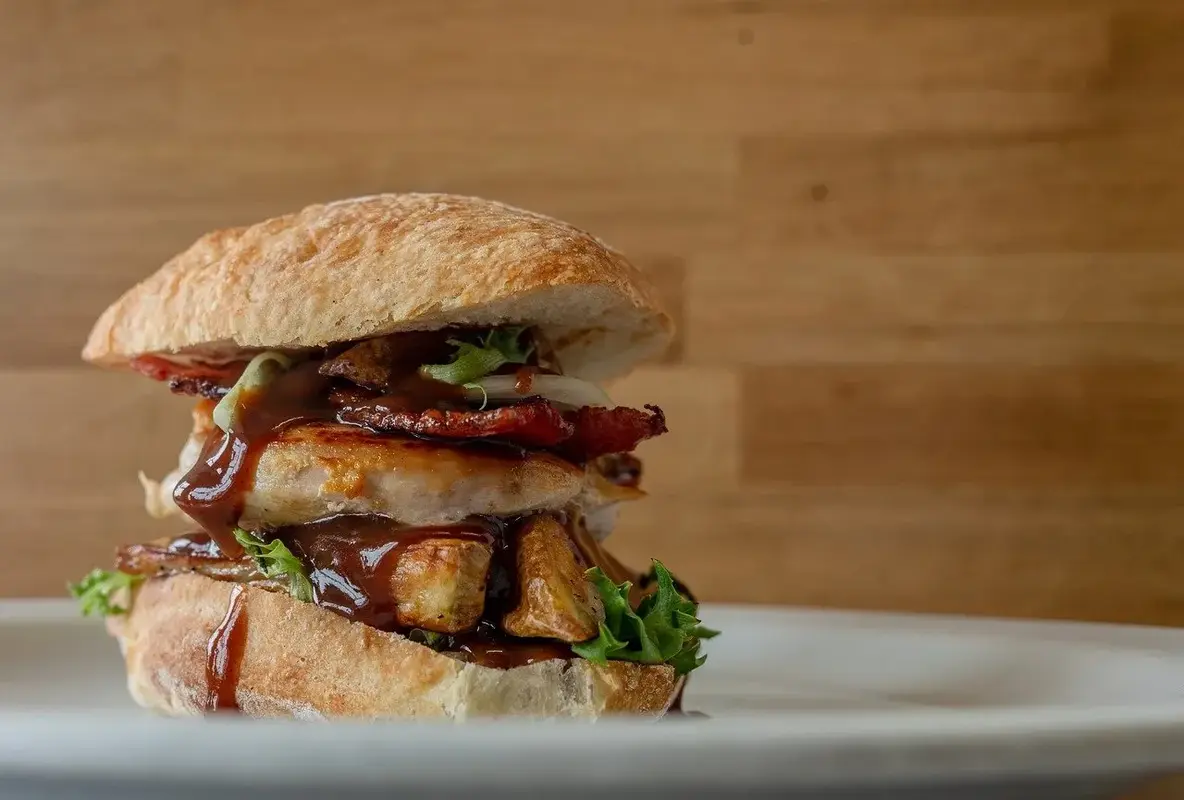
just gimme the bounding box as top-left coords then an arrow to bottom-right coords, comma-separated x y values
4,0 -> 1184,635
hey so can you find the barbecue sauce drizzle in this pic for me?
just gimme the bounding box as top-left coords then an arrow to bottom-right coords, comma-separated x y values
172,361 -> 467,557
205,584 -> 248,712
164,341 -> 645,705
282,515 -> 497,631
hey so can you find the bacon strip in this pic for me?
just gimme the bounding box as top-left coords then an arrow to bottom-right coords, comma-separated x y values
131,355 -> 668,457
337,397 -> 575,448
116,537 -> 272,585
167,375 -> 229,399
560,404 -> 668,461
130,356 -> 244,398
338,397 -> 665,457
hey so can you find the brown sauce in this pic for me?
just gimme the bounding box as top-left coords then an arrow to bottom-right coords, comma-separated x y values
159,330 -> 655,674
455,639 -> 573,669
166,531 -> 221,559
367,372 -> 470,412
155,512 -> 646,673
205,584 -> 248,712
513,366 -> 536,395
173,361 -> 336,555
280,515 -> 498,631
172,359 -> 469,555
169,330 -> 579,558
440,619 -> 571,668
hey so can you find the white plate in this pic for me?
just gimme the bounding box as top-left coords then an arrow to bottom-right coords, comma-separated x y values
1,601 -> 1183,799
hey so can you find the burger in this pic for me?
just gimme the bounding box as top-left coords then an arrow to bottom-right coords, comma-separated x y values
70,193 -> 717,719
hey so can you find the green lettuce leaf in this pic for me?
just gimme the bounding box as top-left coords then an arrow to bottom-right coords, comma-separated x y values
233,528 -> 314,603
420,326 -> 533,386
407,629 -> 448,650
68,569 -> 143,616
572,560 -> 717,675
212,350 -> 293,431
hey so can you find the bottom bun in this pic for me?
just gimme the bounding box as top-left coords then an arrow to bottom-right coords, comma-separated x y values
106,572 -> 680,719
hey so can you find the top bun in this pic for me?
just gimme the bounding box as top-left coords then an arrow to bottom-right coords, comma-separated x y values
82,194 -> 673,382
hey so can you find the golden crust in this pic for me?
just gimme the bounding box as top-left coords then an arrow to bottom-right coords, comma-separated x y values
244,423 -> 588,527
83,194 -> 672,381
107,573 -> 679,720
503,515 -> 604,642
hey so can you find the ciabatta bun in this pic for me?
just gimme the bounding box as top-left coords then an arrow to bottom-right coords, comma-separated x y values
107,573 -> 680,720
83,194 -> 672,381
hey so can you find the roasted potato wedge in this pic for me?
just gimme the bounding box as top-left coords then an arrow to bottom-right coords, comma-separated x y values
393,538 -> 492,633
502,516 -> 603,642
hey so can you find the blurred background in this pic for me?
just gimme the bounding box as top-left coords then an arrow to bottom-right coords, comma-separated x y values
4,0 -> 1184,631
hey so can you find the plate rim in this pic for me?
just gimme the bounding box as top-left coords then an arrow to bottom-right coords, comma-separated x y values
3,599 -> 1184,788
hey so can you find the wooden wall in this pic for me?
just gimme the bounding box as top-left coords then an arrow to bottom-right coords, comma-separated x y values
4,0 -> 1184,628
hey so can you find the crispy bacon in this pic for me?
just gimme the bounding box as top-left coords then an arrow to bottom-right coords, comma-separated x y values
338,398 -> 665,458
337,397 -> 575,448
167,375 -> 228,399
130,355 -> 244,398
318,333 -> 454,391
116,535 -> 274,586
560,405 -> 668,461
131,354 -> 666,457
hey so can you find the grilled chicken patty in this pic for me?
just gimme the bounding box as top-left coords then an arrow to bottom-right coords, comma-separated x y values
141,410 -> 643,530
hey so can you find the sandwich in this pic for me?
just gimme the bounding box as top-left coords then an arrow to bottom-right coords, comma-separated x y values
71,193 -> 717,719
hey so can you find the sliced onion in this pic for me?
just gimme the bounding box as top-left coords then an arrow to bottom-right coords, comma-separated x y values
468,374 -> 614,409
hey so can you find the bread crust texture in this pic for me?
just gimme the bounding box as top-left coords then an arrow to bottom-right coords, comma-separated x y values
107,573 -> 680,720
83,194 -> 672,381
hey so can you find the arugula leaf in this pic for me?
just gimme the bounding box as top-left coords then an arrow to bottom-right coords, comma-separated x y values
420,326 -> 533,386
68,569 -> 143,617
667,640 -> 708,675
233,528 -> 314,603
572,559 -> 717,675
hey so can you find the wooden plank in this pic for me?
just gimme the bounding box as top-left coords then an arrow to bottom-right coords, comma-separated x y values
741,365 -> 1184,486
2,0 -> 1184,643
612,487 -> 1184,624
0,369 -> 196,596
738,128 -> 1184,253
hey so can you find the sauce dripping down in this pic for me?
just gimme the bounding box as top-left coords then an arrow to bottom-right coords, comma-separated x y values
172,359 -> 469,555
174,362 -> 335,554
205,584 -> 248,712
148,330 -> 679,678
280,515 -> 497,631
143,511 -> 657,673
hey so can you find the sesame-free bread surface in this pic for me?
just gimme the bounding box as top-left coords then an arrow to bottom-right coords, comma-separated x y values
83,194 -> 672,381
107,572 -> 681,720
